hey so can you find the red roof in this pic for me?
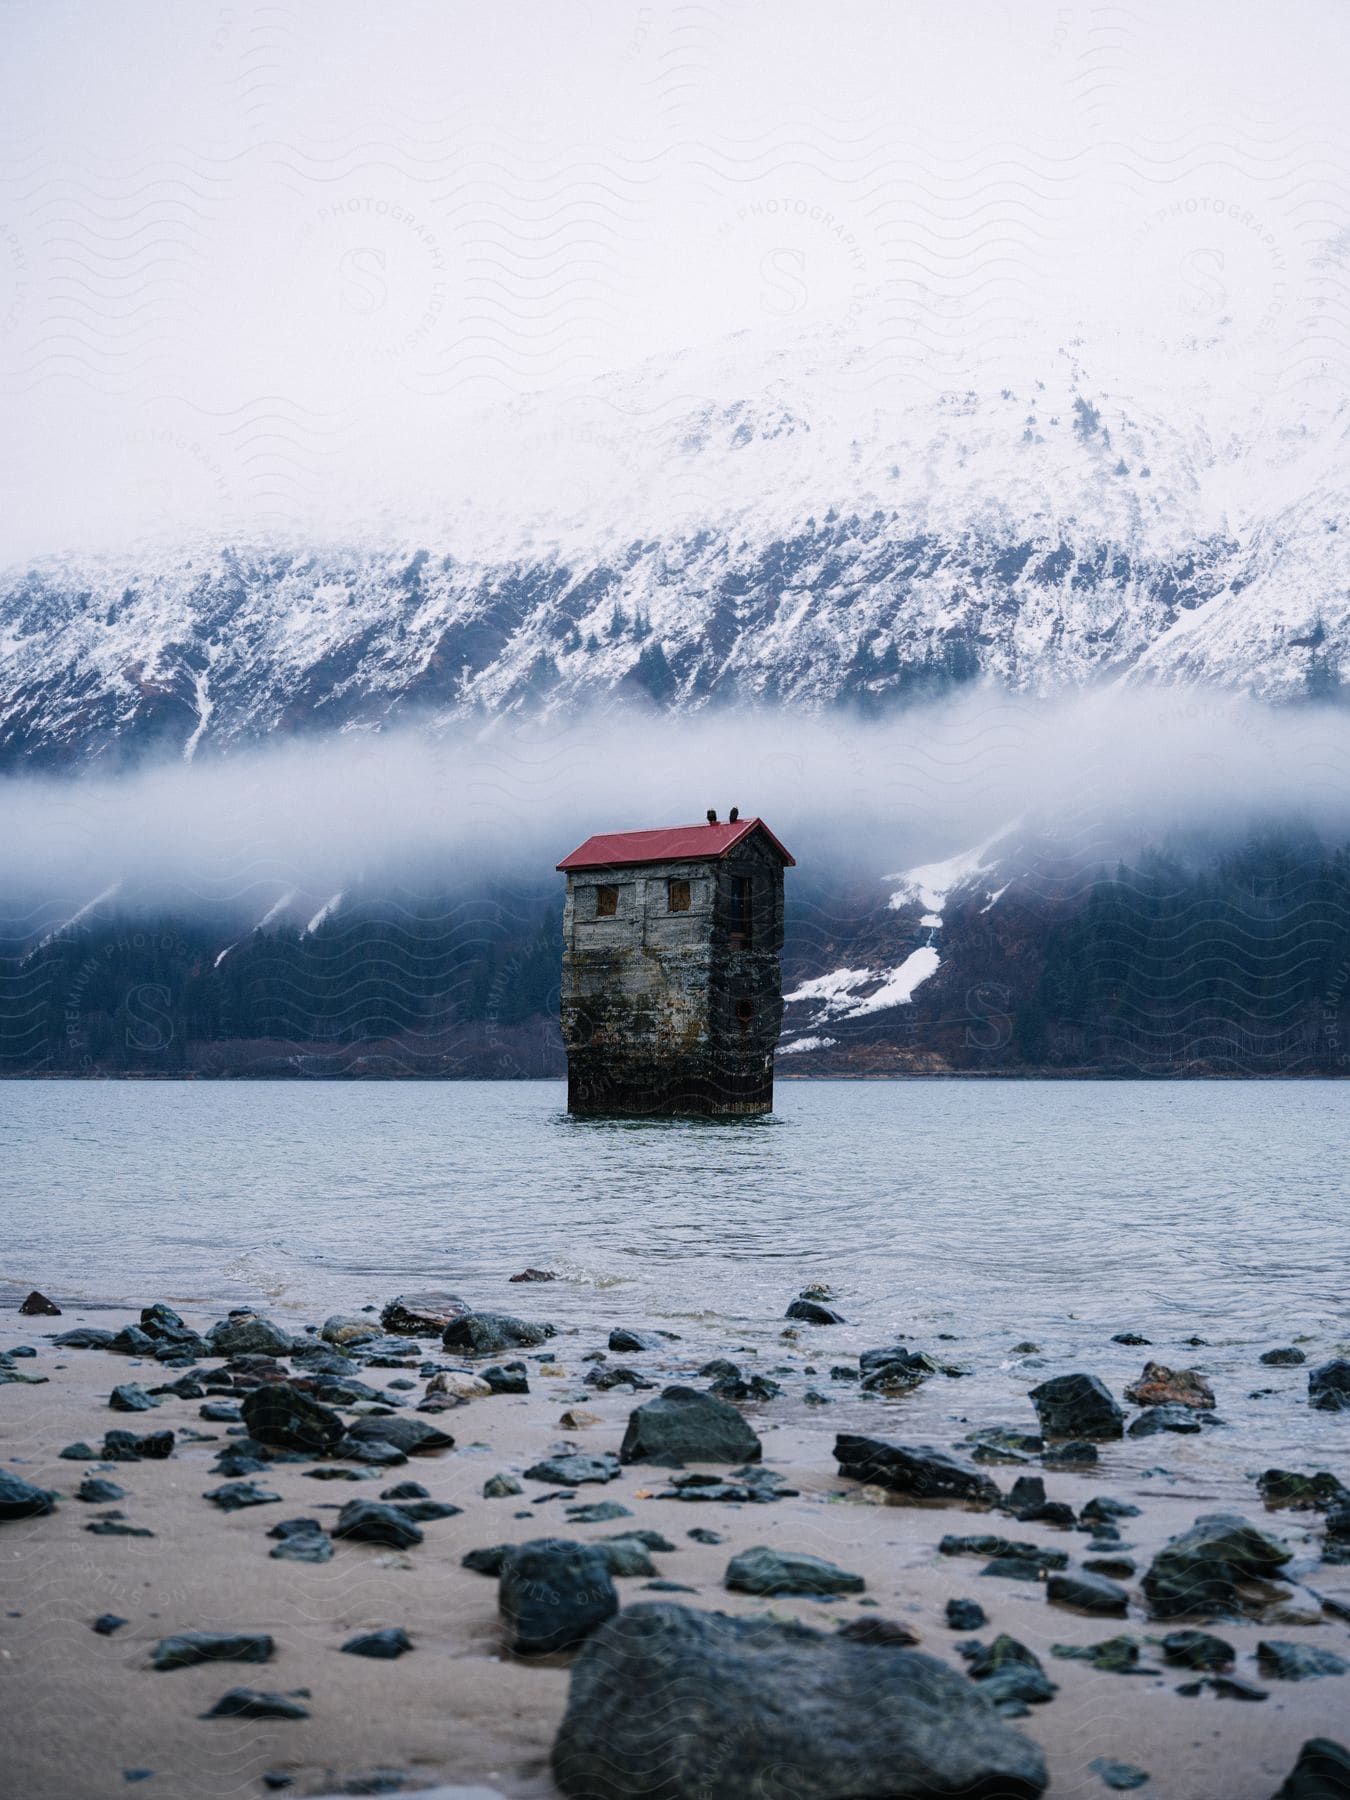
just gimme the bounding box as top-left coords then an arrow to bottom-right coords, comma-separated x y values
557,817 -> 795,872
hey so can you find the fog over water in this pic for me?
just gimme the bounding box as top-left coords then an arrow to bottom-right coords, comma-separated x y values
3,690 -> 1350,931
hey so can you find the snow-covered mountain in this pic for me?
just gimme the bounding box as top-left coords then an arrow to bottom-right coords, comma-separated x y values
3,323 -> 1347,769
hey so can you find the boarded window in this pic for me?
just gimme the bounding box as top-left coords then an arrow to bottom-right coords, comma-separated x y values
667,878 -> 691,913
595,884 -> 619,918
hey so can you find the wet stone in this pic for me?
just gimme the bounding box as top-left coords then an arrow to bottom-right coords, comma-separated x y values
481,1362 -> 531,1394
201,1688 -> 309,1721
1124,1361 -> 1215,1410
724,1547 -> 865,1596
552,1603 -> 1049,1797
1309,1360 -> 1350,1412
341,1627 -> 414,1659
0,1472 -> 59,1519
1128,1405 -> 1205,1437
442,1312 -> 555,1355
1257,1640 -> 1350,1680
151,1631 -> 274,1671
343,1415 -> 454,1456
1089,1757 -> 1150,1790
1159,1628 -> 1235,1669
76,1477 -> 126,1503
946,1598 -> 987,1631
1043,1440 -> 1098,1465
524,1452 -> 621,1486
102,1429 -> 174,1461
1047,1571 -> 1130,1616
835,1436 -> 999,1505
608,1328 -> 663,1353
53,1328 -> 114,1349
785,1298 -> 846,1325
499,1538 -> 618,1655
1141,1513 -> 1292,1620
485,1473 -> 525,1499
240,1384 -> 345,1456
93,1614 -> 128,1635
380,1292 -> 468,1336
1028,1374 -> 1124,1441
109,1383 -> 160,1412
1261,1347 -> 1307,1366
621,1386 -> 762,1467
332,1499 -> 424,1549
206,1314 -> 294,1358
566,1500 -> 632,1524
203,1481 -> 281,1511
1269,1738 -> 1350,1799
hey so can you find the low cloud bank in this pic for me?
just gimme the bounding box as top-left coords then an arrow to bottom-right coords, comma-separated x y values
3,689 -> 1350,931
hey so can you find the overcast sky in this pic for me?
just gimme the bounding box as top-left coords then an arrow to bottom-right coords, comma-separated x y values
2,0 -> 1348,559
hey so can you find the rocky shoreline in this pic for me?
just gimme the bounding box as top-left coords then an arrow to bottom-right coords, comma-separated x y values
2,1286 -> 1349,1799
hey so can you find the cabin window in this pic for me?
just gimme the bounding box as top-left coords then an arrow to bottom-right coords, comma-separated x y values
667,878 -> 691,913
735,997 -> 754,1028
729,875 -> 754,948
595,884 -> 619,918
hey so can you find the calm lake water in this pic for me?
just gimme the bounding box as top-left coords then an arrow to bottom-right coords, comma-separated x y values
4,1079 -> 1346,1491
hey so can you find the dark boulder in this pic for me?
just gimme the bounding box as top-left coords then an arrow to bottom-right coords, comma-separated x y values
608,1327 -> 662,1352
1257,1469 -> 1349,1511
442,1312 -> 554,1355
1028,1373 -> 1124,1440
241,1383 -> 345,1456
724,1547 -> 864,1595
499,1538 -> 618,1655
341,1626 -> 414,1658
835,1435 -> 1000,1505
52,1326 -> 115,1349
206,1313 -> 293,1357
1257,1641 -> 1349,1681
1160,1628 -> 1234,1668
76,1477 -> 126,1503
1261,1347 -> 1307,1367
1046,1571 -> 1129,1615
342,1415 -> 454,1456
785,1298 -> 845,1325
966,1633 -> 1058,1713
102,1429 -> 174,1461
551,1603 -> 1048,1799
151,1631 -> 274,1671
585,1364 -> 654,1392
19,1290 -> 60,1316
482,1362 -> 531,1394
509,1268 -> 556,1283
203,1481 -> 281,1511
1128,1404 -> 1205,1437
109,1383 -> 160,1413
1270,1738 -> 1350,1799
620,1386 -> 761,1466
201,1688 -> 309,1721
380,1292 -> 469,1336
939,1534 -> 1068,1570
332,1499 -> 424,1549
1123,1361 -> 1215,1410
947,1598 -> 987,1630
0,1471 -> 58,1520
108,1325 -> 157,1355
1310,1361 -> 1350,1412
1142,1513 -> 1292,1619
524,1451 -> 621,1485
860,1347 -> 951,1393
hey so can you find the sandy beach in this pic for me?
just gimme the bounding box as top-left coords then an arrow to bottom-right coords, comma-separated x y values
2,1293 -> 1348,1800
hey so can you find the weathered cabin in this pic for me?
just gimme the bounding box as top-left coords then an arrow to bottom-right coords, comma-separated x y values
556,810 -> 795,1116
